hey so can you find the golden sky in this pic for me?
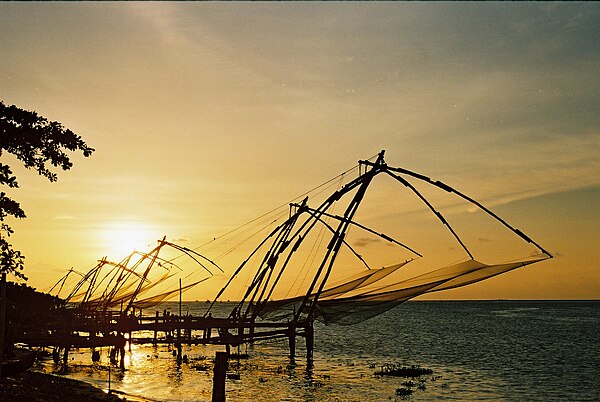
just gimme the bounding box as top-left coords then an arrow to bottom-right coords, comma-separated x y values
1,2 -> 599,300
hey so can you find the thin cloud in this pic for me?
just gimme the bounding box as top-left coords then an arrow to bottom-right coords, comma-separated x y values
353,237 -> 381,248
52,215 -> 75,220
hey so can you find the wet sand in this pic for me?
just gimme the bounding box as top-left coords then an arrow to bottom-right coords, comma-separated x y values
0,370 -> 152,402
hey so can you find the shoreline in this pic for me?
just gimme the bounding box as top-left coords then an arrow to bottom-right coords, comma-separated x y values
0,369 -> 154,402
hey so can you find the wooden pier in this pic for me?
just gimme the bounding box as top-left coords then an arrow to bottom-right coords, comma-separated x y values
16,310 -> 315,368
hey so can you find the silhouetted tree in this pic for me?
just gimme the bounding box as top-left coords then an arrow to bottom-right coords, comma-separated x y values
0,101 -> 94,280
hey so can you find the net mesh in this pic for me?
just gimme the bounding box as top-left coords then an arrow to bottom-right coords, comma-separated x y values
257,256 -> 548,325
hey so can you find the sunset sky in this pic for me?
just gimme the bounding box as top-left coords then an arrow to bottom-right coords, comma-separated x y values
1,2 -> 598,300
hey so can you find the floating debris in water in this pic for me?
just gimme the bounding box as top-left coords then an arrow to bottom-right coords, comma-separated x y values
375,364 -> 433,378
396,387 -> 413,397
191,363 -> 212,371
190,355 -> 207,361
377,364 -> 435,399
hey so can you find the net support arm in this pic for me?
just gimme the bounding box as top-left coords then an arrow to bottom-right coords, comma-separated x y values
295,204 -> 423,258
385,170 -> 474,260
382,165 -> 553,258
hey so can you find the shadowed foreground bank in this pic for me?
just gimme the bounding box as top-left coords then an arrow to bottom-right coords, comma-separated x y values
0,370 -> 125,401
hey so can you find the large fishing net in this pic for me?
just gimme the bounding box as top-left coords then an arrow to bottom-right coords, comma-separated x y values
50,151 -> 551,327
206,151 -> 552,325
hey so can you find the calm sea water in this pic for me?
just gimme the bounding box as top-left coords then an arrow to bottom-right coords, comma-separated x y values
37,300 -> 600,401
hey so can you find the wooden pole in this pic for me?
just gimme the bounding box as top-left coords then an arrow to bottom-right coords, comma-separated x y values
212,351 -> 228,402
178,279 -> 182,341
62,346 -> 69,366
305,321 -> 314,363
177,279 -> 182,362
288,324 -> 296,360
153,311 -> 158,343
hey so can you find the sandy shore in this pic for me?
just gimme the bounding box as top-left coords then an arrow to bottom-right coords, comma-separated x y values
1,370 -> 151,402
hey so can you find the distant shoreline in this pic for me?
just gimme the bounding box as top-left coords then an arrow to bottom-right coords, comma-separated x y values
174,299 -> 600,303
408,299 -> 600,302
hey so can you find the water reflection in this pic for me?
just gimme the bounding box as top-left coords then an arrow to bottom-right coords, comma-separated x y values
35,301 -> 600,401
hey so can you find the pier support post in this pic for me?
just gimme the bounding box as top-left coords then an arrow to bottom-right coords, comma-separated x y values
175,342 -> 182,363
212,351 -> 228,402
288,323 -> 296,360
62,346 -> 70,366
153,311 -> 158,343
52,347 -> 60,364
305,321 -> 314,363
117,334 -> 126,370
119,346 -> 125,370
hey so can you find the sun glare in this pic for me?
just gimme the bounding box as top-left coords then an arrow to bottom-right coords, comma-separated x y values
99,221 -> 158,259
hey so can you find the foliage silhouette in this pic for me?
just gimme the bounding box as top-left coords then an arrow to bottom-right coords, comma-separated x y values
0,101 -> 94,279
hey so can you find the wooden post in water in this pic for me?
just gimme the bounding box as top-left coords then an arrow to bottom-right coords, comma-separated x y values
186,315 -> 192,345
288,323 -> 296,360
62,346 -> 70,366
212,351 -> 228,402
118,334 -> 126,370
177,279 -> 182,362
129,307 -> 134,352
178,279 -> 182,341
153,311 -> 158,343
305,320 -> 314,363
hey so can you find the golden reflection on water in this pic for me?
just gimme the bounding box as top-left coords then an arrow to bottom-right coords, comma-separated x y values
35,301 -> 600,401
41,341 -> 412,402
38,336 -> 441,401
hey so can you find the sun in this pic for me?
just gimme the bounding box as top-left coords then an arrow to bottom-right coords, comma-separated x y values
98,221 -> 158,259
